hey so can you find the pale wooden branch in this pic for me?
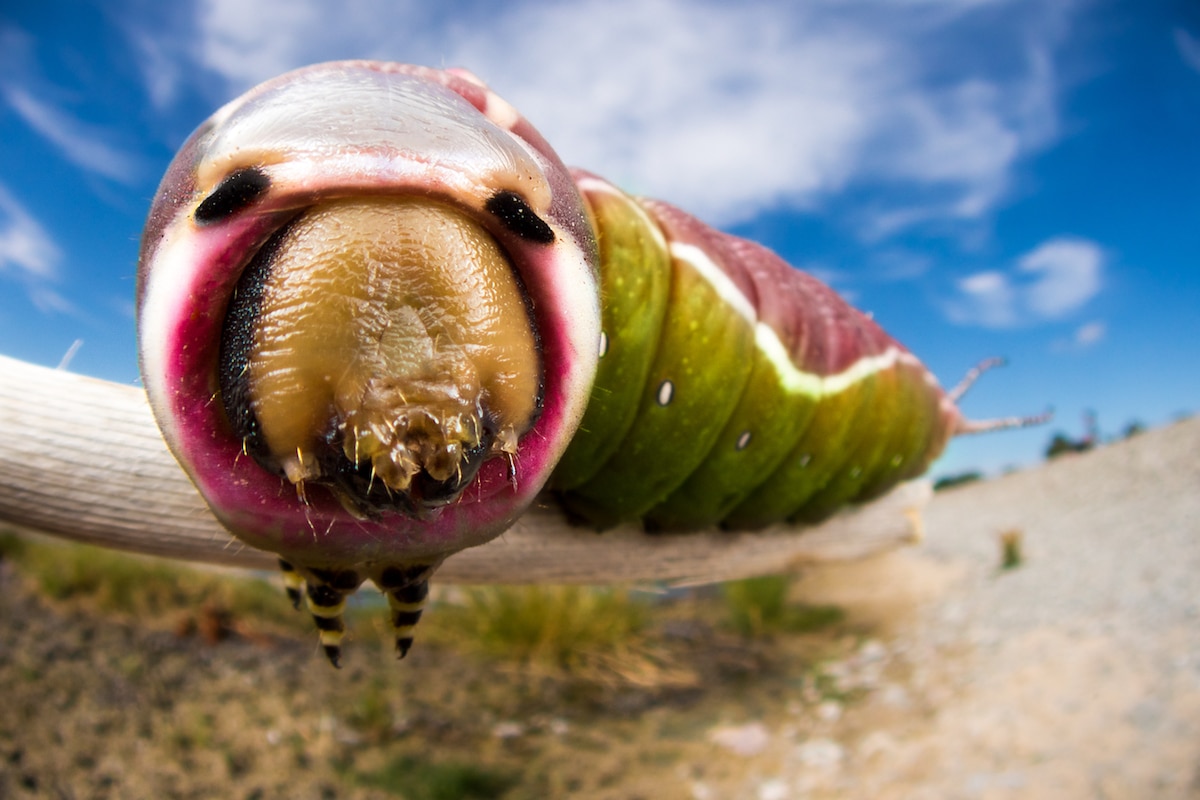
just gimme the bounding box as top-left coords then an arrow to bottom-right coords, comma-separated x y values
0,354 -> 930,585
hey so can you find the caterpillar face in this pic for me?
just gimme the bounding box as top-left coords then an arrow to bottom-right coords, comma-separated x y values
137,63 -> 599,664
219,195 -> 540,515
138,61 -> 1042,666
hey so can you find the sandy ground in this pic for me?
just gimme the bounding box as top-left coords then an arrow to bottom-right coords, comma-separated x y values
717,414 -> 1200,799
1,416 -> 1197,799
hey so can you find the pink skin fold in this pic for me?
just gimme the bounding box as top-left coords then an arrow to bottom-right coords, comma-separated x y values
136,62 -> 600,568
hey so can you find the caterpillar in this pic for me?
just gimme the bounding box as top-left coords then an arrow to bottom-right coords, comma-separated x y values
136,61 -> 1042,666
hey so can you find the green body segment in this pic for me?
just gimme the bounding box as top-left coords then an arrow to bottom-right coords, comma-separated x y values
644,345 -> 820,530
797,361 -> 941,519
787,366 -> 911,524
721,378 -> 877,529
546,180 -> 672,489
554,217 -> 758,527
550,177 -> 953,532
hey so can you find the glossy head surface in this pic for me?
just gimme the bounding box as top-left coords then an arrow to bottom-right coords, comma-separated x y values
137,62 -> 599,566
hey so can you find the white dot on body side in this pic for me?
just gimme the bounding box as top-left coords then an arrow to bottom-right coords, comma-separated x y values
656,380 -> 674,406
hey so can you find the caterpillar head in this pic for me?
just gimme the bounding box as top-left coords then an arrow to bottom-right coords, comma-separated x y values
136,62 -> 599,664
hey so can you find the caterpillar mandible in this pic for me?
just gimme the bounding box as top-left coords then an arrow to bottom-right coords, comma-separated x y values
137,61 -> 1041,666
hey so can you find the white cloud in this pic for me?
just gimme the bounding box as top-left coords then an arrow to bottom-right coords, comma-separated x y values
195,0 -> 327,88
123,25 -> 186,109
944,236 -> 1104,328
1017,237 -> 1103,318
857,39 -> 1060,238
172,0 -> 1073,229
1073,320 -> 1105,346
0,183 -> 76,315
444,0 -> 882,225
27,285 -> 77,316
0,183 -> 60,281
194,0 -> 430,91
871,249 -> 934,282
1,85 -> 143,183
1049,319 -> 1106,353
1175,28 -> 1200,75
953,270 -> 1019,327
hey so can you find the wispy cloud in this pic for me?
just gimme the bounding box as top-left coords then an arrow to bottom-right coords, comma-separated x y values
870,248 -> 934,282
163,0 -> 1074,229
1050,319 -> 1106,353
193,0 -> 429,91
0,182 -> 60,281
122,24 -> 186,109
944,236 -> 1104,328
1175,27 -> 1200,76
445,0 -> 884,225
1,85 -> 143,183
0,22 -> 145,183
1017,237 -> 1103,317
447,0 -> 1067,229
952,270 -> 1017,327
0,182 -> 77,315
27,285 -> 77,315
1072,320 -> 1105,346
856,37 -> 1061,238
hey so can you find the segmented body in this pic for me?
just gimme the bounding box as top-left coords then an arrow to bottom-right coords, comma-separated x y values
137,61 -> 1033,665
551,172 -> 952,530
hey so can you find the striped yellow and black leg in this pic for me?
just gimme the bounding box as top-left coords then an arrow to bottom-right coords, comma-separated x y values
278,559 -> 305,609
375,565 -> 434,659
301,568 -> 364,667
306,582 -> 348,667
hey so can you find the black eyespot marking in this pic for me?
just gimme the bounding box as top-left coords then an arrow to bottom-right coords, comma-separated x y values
195,167 -> 270,224
485,190 -> 555,244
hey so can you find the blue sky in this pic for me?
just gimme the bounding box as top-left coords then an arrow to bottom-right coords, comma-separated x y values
1,0 -> 1197,479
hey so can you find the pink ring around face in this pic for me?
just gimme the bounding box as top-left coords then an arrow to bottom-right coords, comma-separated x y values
137,62 -> 600,567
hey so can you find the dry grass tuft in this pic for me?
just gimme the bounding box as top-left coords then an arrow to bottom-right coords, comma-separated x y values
0,531 -> 310,639
431,585 -> 703,689
998,528 -> 1025,571
721,574 -> 845,638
